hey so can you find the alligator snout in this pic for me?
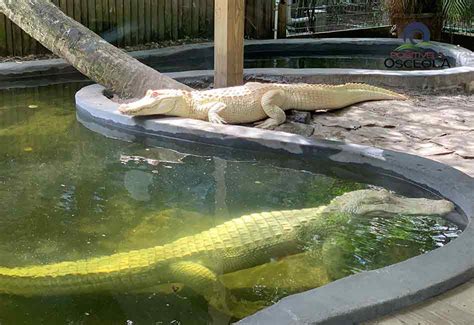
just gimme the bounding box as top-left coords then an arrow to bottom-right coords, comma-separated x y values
118,104 -> 130,113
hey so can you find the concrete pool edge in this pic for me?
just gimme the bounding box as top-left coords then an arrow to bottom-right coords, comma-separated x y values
76,83 -> 474,324
1,38 -> 473,90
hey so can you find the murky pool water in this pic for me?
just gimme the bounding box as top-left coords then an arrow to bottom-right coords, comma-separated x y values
145,52 -> 455,73
0,83 -> 461,324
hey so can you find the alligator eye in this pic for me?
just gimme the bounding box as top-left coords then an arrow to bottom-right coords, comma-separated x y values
151,91 -> 160,98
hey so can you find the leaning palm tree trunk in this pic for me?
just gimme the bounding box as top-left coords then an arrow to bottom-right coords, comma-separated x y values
0,0 -> 192,98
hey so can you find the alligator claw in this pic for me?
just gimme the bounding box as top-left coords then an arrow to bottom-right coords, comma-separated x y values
209,115 -> 227,125
254,118 -> 279,129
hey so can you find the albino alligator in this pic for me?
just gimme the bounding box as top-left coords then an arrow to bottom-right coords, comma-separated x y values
0,190 -> 453,317
118,82 -> 407,129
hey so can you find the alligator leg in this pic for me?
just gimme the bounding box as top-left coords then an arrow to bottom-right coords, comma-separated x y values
201,102 -> 227,124
168,261 -> 267,318
321,234 -> 354,281
255,90 -> 286,129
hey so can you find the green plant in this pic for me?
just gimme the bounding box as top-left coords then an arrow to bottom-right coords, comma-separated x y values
385,0 -> 472,20
443,0 -> 473,22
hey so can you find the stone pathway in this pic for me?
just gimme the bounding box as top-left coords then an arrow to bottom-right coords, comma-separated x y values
276,89 -> 474,324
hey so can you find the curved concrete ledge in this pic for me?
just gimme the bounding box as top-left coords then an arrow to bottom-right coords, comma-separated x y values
3,38 -> 473,90
76,84 -> 474,324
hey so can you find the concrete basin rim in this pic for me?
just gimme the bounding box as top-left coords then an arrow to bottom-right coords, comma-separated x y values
164,66 -> 474,80
0,37 -> 472,77
133,38 -> 473,64
75,83 -> 474,324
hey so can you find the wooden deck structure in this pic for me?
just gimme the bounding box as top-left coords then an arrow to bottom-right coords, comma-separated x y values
366,280 -> 474,324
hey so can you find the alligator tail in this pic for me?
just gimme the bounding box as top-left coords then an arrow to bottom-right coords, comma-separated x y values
0,247 -> 162,296
339,83 -> 408,101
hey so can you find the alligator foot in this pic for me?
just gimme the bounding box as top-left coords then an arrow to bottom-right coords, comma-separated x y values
254,118 -> 280,129
207,292 -> 268,319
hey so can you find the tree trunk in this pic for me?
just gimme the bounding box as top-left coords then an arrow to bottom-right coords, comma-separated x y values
0,0 -> 192,98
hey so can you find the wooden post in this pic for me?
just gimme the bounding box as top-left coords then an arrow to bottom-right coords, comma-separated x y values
214,0 -> 245,88
277,0 -> 287,39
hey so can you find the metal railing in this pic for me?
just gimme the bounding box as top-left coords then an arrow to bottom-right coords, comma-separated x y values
444,19 -> 474,36
285,0 -> 390,36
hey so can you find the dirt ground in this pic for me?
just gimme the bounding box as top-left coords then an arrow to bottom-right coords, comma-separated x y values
278,88 -> 474,177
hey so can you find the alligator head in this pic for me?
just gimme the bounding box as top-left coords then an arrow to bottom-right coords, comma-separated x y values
118,89 -> 185,116
327,189 -> 455,218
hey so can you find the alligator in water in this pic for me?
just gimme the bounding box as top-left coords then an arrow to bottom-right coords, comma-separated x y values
0,189 -> 453,316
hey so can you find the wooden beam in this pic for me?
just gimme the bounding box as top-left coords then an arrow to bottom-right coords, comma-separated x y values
214,0 -> 245,88
277,0 -> 287,39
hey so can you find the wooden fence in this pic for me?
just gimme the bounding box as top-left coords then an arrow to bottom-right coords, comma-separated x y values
0,0 -> 274,57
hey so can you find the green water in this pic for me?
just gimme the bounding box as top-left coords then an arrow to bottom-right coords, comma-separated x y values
0,83 -> 460,324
